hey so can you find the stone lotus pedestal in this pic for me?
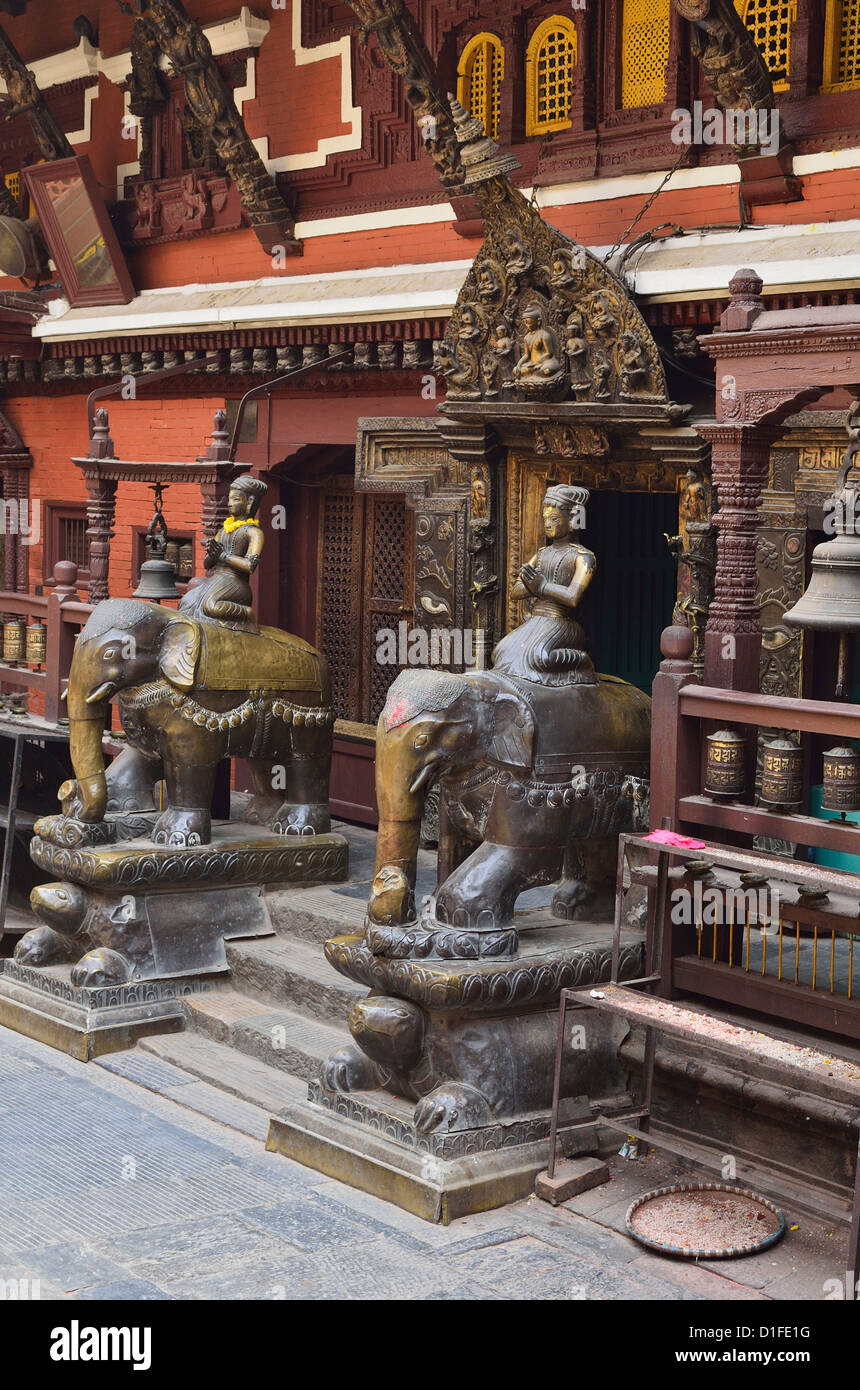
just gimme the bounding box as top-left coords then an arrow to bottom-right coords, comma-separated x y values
0,817 -> 348,1061
267,912 -> 642,1222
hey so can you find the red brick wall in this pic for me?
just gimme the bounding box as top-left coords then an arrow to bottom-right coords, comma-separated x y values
2,394 -> 225,599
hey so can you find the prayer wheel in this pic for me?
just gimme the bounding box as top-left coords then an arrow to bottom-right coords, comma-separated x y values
760,737 -> 803,810
704,728 -> 745,799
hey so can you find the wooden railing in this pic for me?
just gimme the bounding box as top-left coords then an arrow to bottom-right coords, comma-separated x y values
648,624 -> 860,1040
0,563 -> 92,723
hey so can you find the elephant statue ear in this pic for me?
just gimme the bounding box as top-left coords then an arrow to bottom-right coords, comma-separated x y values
489,690 -> 535,768
160,619 -> 200,692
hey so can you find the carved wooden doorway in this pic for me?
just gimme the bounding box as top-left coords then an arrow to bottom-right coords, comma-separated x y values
278,460 -> 413,823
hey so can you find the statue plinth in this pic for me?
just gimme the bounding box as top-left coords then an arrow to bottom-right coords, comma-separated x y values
0,822 -> 348,1059
267,917 -> 642,1222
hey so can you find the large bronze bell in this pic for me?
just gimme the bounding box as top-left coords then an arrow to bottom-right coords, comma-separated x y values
784,401 -> 860,696
133,479 -> 181,603
133,556 -> 181,602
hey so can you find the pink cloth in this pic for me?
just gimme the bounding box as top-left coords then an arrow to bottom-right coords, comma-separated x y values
642,829 -> 707,849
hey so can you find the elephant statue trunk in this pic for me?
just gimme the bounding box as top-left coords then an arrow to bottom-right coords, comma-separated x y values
369,718 -> 426,926
66,684 -> 109,823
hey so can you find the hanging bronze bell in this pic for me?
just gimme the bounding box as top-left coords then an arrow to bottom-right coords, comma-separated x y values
783,505 -> 860,636
133,557 -> 181,603
784,413 -> 860,696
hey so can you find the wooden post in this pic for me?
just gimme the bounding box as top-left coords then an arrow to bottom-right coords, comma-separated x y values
45,561 -> 78,724
696,422 -> 777,692
650,625 -> 700,999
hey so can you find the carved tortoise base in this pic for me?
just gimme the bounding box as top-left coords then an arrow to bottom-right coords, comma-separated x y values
0,960 -> 216,1062
19,822 -> 348,991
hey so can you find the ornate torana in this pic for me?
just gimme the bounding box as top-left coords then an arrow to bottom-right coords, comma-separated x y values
439,100 -> 667,407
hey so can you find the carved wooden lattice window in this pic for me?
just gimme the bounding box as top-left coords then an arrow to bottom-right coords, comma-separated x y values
44,503 -> 90,581
823,0 -> 860,89
734,0 -> 795,87
457,33 -> 504,138
526,16 -> 577,135
317,485 -> 412,727
621,0 -> 671,107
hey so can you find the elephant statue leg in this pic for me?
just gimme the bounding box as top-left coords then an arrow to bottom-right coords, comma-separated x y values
104,745 -> 162,815
552,837 -> 616,921
435,841 -> 563,930
272,721 -> 332,837
152,757 -> 215,847
243,758 -> 283,828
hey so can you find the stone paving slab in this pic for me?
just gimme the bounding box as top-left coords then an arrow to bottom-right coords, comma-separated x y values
0,1024 -> 852,1301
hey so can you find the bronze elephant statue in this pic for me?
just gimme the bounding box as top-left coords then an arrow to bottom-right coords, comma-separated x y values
367,665 -> 650,950
61,597 -> 334,847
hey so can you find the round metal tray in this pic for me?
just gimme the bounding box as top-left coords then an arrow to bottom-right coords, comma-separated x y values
626,1182 -> 786,1259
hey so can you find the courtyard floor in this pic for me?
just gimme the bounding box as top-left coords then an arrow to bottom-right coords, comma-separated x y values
0,1026 -> 850,1301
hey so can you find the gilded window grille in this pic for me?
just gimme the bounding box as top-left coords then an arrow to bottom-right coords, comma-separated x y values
822,0 -> 860,90
526,16 -> 577,135
734,0 -> 795,88
457,32 -> 504,139
621,0 -> 671,108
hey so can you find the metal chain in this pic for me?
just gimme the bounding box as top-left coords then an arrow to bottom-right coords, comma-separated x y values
604,144 -> 692,266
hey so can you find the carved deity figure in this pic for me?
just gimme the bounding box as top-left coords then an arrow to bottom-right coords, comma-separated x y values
477,260 -> 504,304
550,246 -> 586,291
179,473 -> 267,630
564,310 -> 590,392
503,227 -> 533,278
619,329 -> 649,395
513,301 -> 563,388
470,466 -> 489,523
492,485 -> 597,687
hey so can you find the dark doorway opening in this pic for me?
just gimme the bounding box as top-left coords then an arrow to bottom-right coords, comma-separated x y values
577,489 -> 678,692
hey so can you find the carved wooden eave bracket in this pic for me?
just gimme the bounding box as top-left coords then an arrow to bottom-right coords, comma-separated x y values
673,0 -> 801,210
0,21 -> 74,169
133,0 -> 300,256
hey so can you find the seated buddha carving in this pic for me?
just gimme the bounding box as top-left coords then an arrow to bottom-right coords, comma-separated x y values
512,302 -> 563,390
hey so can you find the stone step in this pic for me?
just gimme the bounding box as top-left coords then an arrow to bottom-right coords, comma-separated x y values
139,1030 -> 305,1117
265,884 -> 367,946
225,934 -> 366,1022
180,987 -> 348,1081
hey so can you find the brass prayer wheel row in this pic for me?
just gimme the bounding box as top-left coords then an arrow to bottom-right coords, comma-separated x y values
705,728 -> 860,816
3,615 -> 46,668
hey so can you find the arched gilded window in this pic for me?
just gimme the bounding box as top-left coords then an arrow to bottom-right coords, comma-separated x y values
526,16 -> 577,135
822,0 -> 860,89
734,0 -> 795,88
621,0 -> 671,108
457,32 -> 504,138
